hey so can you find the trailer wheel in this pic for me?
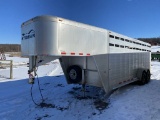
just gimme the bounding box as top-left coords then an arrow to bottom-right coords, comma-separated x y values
139,71 -> 147,85
146,70 -> 150,83
67,65 -> 82,83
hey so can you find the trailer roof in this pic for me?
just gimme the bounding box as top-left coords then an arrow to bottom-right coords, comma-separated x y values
21,15 -> 107,33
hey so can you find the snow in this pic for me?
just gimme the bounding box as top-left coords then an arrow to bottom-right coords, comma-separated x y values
151,46 -> 160,52
1,56 -> 160,120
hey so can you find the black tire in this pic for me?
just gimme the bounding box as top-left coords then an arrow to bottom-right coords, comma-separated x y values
146,70 -> 150,83
139,71 -> 147,85
67,65 -> 82,83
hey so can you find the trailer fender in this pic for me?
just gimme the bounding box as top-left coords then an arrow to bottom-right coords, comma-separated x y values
67,65 -> 82,83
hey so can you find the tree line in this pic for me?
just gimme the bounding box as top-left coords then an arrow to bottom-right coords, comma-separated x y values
138,37 -> 160,45
0,44 -> 21,52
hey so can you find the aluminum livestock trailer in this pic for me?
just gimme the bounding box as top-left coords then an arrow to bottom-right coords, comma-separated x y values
21,15 -> 151,95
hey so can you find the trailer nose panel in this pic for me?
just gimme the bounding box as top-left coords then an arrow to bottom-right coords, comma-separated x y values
21,22 -> 36,56
21,16 -> 59,56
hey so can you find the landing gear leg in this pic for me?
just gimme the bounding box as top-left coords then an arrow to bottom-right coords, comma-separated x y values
28,56 -> 37,84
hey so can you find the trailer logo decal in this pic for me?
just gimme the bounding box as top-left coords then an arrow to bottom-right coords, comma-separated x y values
22,29 -> 35,40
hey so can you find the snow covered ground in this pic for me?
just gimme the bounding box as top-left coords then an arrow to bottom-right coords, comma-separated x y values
151,46 -> 160,52
1,56 -> 160,120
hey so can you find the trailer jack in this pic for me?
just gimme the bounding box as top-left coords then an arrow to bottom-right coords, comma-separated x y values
28,56 -> 37,84
28,71 -> 35,84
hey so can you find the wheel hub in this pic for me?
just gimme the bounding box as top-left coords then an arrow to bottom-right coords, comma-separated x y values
69,69 -> 77,80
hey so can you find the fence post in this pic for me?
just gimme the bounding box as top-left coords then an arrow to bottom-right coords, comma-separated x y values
10,60 -> 13,79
